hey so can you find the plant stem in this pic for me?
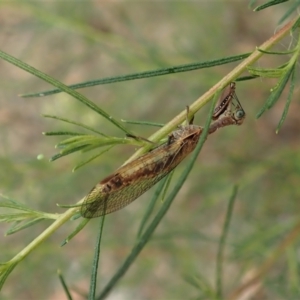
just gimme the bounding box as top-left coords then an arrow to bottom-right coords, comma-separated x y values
8,207 -> 77,265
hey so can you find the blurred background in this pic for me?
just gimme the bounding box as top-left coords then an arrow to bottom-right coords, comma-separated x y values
0,1 -> 299,299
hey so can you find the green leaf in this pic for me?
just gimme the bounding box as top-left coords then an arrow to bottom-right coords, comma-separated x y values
89,217 -> 106,300
254,0 -> 289,12
0,196 -> 56,219
0,261 -> 18,291
56,135 -> 98,148
257,48 -> 296,55
44,131 -> 87,136
50,134 -> 148,163
21,53 -> 251,98
136,175 -> 170,238
216,185 -> 238,299
57,270 -> 73,300
56,136 -> 141,154
43,114 -> 107,136
5,218 -> 44,235
80,143 -> 116,153
292,15 -> 300,31
56,203 -> 81,209
61,218 -> 90,246
121,119 -> 164,128
256,64 -> 295,118
0,196 -> 32,211
50,145 -> 88,161
0,50 -> 132,134
182,273 -> 215,298
160,170 -> 175,203
0,213 -> 41,223
276,65 -> 296,133
236,75 -> 260,82
247,66 -> 286,78
72,146 -> 114,171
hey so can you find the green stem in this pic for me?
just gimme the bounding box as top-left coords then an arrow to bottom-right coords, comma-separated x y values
8,206 -> 77,265
216,185 -> 238,299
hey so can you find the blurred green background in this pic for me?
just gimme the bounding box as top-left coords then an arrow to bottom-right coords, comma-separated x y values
0,1 -> 300,299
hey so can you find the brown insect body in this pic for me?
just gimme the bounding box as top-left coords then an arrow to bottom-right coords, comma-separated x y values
81,125 -> 202,218
81,82 -> 246,218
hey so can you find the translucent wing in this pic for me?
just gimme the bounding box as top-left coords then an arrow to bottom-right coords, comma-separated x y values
81,127 -> 202,218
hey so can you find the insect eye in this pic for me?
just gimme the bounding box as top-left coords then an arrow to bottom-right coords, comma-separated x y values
235,109 -> 245,119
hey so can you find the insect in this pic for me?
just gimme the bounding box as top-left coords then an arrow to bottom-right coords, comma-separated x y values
81,82 -> 245,218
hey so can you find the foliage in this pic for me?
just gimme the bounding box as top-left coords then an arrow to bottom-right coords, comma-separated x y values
0,1 -> 300,299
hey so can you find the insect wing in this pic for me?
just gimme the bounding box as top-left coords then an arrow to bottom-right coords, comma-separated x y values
81,128 -> 201,218
212,82 -> 236,120
81,171 -> 168,218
